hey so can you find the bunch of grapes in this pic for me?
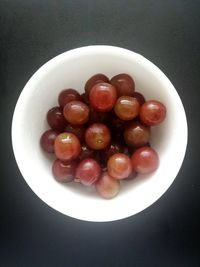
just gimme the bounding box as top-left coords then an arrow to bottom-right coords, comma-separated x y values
40,73 -> 166,199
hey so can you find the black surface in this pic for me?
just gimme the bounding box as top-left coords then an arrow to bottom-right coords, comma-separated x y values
0,1 -> 200,266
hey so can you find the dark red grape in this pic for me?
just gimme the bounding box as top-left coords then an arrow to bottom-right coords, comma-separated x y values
110,73 -> 135,96
124,122 -> 150,147
95,171 -> 120,199
140,100 -> 166,126
85,123 -> 111,150
54,132 -> 81,161
85,73 -> 109,95
107,153 -> 132,179
78,143 -> 95,161
81,93 -> 90,105
40,129 -> 59,153
131,146 -> 159,174
133,92 -> 146,105
114,96 -> 140,120
63,100 -> 90,125
89,82 -> 117,112
52,159 -> 77,182
58,89 -> 81,108
75,158 -> 101,186
47,106 -> 66,131
65,124 -> 85,142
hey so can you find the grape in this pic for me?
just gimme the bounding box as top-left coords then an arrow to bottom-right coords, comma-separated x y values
124,122 -> 150,147
54,132 -> 81,161
52,159 -> 77,182
114,96 -> 140,121
47,106 -> 66,131
131,146 -> 159,174
110,73 -> 135,96
89,83 -> 117,112
63,100 -> 90,125
85,73 -> 109,95
88,107 -> 108,124
95,172 -> 120,199
58,89 -> 81,108
65,124 -> 85,142
78,143 -> 95,161
133,92 -> 146,105
107,153 -> 132,179
75,158 -> 101,186
85,123 -> 111,150
40,130 -> 59,153
81,93 -> 90,105
140,100 -> 166,126
99,141 -> 124,163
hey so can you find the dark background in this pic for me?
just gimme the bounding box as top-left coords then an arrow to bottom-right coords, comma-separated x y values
0,0 -> 200,266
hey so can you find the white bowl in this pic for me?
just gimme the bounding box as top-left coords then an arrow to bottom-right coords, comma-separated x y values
12,45 -> 187,222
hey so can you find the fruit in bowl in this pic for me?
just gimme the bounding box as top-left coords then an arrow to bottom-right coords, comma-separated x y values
12,46 -> 187,222
40,72 -> 167,199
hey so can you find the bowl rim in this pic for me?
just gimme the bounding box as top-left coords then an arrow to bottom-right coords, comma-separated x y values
11,45 -> 188,222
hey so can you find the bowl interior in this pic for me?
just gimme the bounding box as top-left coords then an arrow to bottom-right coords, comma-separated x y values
12,46 -> 187,222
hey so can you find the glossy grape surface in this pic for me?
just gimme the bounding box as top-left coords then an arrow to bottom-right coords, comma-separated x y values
124,122 -> 150,147
75,158 -> 101,186
58,89 -> 81,108
140,100 -> 166,126
85,123 -> 111,150
114,96 -> 140,120
95,171 -> 120,199
40,129 -> 59,153
47,106 -> 66,131
107,153 -> 132,179
131,146 -> 159,174
54,132 -> 81,161
89,82 -> 117,112
52,159 -> 77,182
110,73 -> 135,96
63,100 -> 90,125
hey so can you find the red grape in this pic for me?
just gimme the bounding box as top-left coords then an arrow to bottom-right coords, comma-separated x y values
65,124 -> 85,142
140,100 -> 166,126
78,143 -> 95,161
54,132 -> 81,161
58,89 -> 81,108
95,172 -> 120,199
114,96 -> 140,120
85,123 -> 111,150
107,153 -> 132,179
124,122 -> 150,147
47,106 -> 66,131
89,82 -> 117,112
52,159 -> 77,182
110,73 -> 135,96
85,73 -> 109,95
40,129 -> 59,153
75,158 -> 101,186
63,100 -> 90,125
131,146 -> 159,174
133,92 -> 146,105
